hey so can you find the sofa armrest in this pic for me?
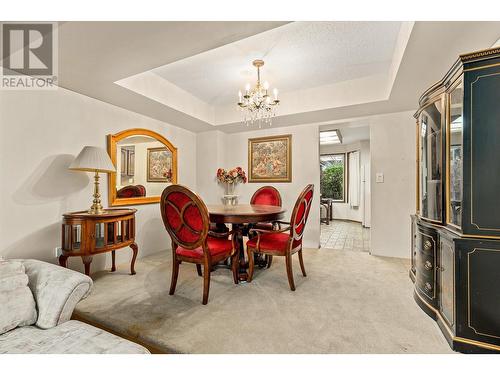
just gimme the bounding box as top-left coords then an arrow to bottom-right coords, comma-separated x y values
20,260 -> 93,329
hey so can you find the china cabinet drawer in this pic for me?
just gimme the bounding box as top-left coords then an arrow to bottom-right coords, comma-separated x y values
416,255 -> 435,277
419,235 -> 436,256
416,270 -> 436,300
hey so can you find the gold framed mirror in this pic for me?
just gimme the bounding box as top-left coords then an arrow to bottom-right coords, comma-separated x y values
107,128 -> 177,206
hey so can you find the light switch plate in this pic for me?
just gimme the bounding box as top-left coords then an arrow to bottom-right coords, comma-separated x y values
376,172 -> 384,183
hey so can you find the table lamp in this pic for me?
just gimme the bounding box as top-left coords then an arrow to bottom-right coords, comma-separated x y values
69,146 -> 116,215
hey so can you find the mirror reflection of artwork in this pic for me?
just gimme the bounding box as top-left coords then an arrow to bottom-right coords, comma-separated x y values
147,147 -> 173,182
108,129 -> 177,206
248,135 -> 291,182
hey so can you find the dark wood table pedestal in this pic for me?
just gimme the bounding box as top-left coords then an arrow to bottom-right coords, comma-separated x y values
207,204 -> 286,281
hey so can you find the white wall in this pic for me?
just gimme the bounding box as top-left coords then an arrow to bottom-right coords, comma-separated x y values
0,87 -> 197,273
197,125 -> 321,249
195,130 -> 227,203
370,111 -> 416,259
320,140 -> 371,226
0,85 -> 415,266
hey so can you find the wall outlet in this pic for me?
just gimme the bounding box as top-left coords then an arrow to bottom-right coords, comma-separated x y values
376,172 -> 384,183
54,247 -> 62,258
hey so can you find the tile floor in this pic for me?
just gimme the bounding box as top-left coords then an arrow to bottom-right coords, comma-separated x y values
320,220 -> 370,251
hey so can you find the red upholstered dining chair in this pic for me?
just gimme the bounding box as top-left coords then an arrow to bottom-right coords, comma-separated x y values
251,186 -> 282,207
160,185 -> 239,305
249,186 -> 282,268
136,185 -> 146,197
246,184 -> 314,291
117,185 -> 143,198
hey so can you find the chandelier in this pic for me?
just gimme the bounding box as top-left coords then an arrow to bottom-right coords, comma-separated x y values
237,59 -> 280,127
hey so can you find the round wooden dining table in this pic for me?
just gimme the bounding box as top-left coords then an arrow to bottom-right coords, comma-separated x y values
207,204 -> 286,281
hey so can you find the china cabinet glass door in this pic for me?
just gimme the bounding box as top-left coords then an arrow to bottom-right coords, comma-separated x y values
419,98 -> 444,222
447,81 -> 463,227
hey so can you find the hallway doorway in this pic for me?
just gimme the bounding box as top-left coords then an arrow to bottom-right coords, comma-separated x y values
320,220 -> 370,251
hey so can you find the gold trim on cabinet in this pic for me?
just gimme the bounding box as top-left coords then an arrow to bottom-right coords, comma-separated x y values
460,47 -> 500,62
416,96 -> 445,223
445,79 -> 463,229
469,73 -> 500,231
467,248 -> 500,340
463,62 -> 500,72
461,233 -> 500,240
418,220 -> 500,240
418,216 -> 443,225
439,240 -> 455,328
414,290 -> 500,352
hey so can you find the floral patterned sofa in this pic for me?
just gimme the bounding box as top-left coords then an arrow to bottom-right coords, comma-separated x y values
0,259 -> 149,354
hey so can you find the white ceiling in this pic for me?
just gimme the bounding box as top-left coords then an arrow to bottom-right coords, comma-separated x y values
55,21 -> 500,133
339,125 -> 370,144
152,21 -> 402,106
321,122 -> 370,145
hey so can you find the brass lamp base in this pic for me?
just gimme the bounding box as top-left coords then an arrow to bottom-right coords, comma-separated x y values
87,171 -> 106,215
87,206 -> 105,215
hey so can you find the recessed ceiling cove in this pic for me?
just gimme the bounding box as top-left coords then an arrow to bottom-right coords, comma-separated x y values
116,21 -> 409,127
153,21 -> 402,105
57,21 -> 500,133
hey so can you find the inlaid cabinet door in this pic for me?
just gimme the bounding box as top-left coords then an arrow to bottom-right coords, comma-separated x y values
439,237 -> 455,328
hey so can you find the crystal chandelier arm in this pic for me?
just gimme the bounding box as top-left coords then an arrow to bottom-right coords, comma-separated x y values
237,59 -> 279,127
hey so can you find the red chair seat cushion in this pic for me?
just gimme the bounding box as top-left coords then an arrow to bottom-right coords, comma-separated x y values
246,232 -> 290,254
176,237 -> 233,259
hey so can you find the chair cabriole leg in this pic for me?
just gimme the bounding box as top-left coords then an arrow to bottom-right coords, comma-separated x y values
266,255 -> 273,269
196,264 -> 202,276
285,252 -> 295,291
202,261 -> 210,305
231,253 -> 239,284
247,247 -> 255,282
298,249 -> 306,277
169,257 -> 179,295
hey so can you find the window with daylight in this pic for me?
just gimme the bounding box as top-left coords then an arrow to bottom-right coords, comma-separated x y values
320,153 -> 345,202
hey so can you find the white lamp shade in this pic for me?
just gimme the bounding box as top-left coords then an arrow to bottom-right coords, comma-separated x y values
69,146 -> 116,173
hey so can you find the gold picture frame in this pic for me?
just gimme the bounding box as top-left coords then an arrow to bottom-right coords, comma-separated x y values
107,128 -> 178,206
147,147 -> 174,183
248,134 -> 292,183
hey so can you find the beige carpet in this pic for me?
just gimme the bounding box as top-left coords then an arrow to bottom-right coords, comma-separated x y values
74,249 -> 454,354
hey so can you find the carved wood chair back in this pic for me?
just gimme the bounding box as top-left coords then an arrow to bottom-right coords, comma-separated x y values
160,184 -> 210,251
290,184 -> 314,243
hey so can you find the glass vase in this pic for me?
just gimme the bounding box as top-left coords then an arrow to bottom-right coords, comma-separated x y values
225,182 -> 235,195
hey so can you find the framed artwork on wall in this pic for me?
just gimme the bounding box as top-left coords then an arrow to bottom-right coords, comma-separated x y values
248,134 -> 292,182
147,147 -> 173,182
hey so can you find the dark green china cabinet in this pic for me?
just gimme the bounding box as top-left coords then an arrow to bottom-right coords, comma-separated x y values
411,47 -> 500,353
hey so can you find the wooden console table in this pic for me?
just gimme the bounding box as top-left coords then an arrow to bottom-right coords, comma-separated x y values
59,208 -> 138,276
